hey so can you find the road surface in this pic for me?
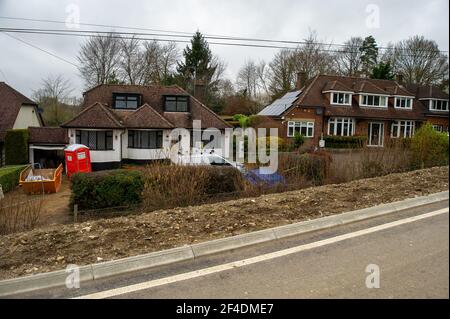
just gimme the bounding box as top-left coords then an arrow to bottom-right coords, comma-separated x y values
7,200 -> 449,299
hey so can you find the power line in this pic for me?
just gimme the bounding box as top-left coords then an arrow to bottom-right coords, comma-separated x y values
1,16 -> 447,54
1,32 -> 78,67
0,28 -> 447,57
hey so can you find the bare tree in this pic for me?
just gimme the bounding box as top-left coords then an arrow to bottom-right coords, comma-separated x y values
32,74 -> 78,125
236,60 -> 259,98
391,35 -> 449,85
119,36 -> 145,85
334,37 -> 364,76
142,41 -> 179,85
77,33 -> 122,88
268,49 -> 296,99
291,31 -> 335,81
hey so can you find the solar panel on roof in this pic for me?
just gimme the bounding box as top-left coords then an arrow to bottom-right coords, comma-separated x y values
258,90 -> 301,116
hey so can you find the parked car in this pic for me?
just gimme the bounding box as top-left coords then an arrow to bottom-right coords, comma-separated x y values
244,167 -> 286,187
179,153 -> 246,172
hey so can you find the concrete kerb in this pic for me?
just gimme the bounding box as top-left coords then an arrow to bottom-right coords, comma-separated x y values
0,191 -> 448,297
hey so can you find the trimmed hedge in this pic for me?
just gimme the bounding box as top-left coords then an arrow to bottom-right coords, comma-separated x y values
5,129 -> 29,165
0,165 -> 26,193
70,169 -> 144,210
324,136 -> 367,149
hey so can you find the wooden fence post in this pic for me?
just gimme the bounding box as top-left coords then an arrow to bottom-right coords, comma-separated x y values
74,204 -> 78,223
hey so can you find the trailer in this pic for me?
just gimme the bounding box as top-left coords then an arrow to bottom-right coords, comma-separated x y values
19,163 -> 63,195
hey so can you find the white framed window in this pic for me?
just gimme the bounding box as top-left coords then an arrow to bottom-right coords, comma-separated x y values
429,99 -> 449,111
327,118 -> 355,136
287,121 -> 314,138
359,94 -> 388,108
432,125 -> 444,132
331,92 -> 352,105
391,120 -> 415,138
394,97 -> 413,109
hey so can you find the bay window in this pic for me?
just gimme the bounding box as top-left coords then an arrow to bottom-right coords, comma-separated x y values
391,120 -> 415,138
128,130 -> 163,149
360,94 -> 388,108
76,130 -> 113,150
328,118 -> 355,136
287,121 -> 314,138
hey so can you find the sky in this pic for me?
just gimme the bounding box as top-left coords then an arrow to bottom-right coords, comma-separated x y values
0,0 -> 448,98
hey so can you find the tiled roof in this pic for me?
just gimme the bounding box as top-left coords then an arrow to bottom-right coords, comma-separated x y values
79,84 -> 231,129
0,82 -> 40,141
61,102 -> 124,129
405,84 -> 449,100
322,80 -> 354,92
117,104 -> 174,129
28,127 -> 69,144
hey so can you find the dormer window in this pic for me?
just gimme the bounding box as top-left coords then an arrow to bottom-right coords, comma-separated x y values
394,97 -> 413,109
359,94 -> 388,108
331,92 -> 351,106
113,93 -> 141,109
429,99 -> 449,111
164,95 -> 189,112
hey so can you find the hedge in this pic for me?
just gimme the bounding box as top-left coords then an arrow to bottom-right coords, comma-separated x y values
324,136 -> 367,149
0,165 -> 26,193
5,129 -> 29,165
70,169 -> 144,210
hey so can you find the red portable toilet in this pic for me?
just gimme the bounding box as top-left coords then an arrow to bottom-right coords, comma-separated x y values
64,144 -> 92,178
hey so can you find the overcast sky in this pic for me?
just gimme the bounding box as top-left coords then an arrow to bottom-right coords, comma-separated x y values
0,0 -> 448,98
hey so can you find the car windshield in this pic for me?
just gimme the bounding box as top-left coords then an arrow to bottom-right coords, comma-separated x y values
208,155 -> 231,166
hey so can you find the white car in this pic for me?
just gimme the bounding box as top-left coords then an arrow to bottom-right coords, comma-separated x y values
179,153 -> 246,172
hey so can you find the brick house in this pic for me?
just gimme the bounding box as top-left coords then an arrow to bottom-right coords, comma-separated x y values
61,84 -> 231,170
258,74 -> 449,148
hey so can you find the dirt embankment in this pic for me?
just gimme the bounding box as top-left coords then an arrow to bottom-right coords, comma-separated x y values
0,166 -> 448,280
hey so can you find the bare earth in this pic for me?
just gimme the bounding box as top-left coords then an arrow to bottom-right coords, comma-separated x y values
0,166 -> 448,280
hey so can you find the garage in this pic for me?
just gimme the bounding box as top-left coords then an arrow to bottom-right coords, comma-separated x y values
28,127 -> 69,169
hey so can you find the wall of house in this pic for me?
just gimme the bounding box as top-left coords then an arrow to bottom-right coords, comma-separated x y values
12,105 -> 41,129
68,128 -> 123,165
425,116 -> 449,131
283,106 -> 324,147
122,129 -> 173,161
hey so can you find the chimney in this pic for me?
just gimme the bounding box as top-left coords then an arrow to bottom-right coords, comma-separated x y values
193,79 -> 207,103
396,73 -> 404,84
296,71 -> 307,90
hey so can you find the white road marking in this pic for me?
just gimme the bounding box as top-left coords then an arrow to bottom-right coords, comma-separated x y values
74,208 -> 448,299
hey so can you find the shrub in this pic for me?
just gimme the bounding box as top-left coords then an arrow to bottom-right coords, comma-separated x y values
324,136 -> 366,149
5,129 -> 29,165
141,164 -> 246,211
70,169 -> 144,210
411,122 -> 449,168
0,196 -> 42,235
278,152 -> 331,185
293,132 -> 305,149
0,165 -> 26,193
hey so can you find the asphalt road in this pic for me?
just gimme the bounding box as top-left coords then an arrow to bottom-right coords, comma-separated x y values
8,200 -> 449,299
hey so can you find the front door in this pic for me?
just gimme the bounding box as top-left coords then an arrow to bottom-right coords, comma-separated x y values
368,122 -> 384,147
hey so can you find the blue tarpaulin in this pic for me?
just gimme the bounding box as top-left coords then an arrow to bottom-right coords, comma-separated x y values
244,167 -> 286,187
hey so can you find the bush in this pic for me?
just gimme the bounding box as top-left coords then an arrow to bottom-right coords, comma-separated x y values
411,123 -> 449,168
70,169 -> 144,210
278,152 -> 331,185
141,164 -> 246,211
5,129 -> 29,165
324,136 -> 366,149
0,165 -> 26,193
293,133 -> 305,149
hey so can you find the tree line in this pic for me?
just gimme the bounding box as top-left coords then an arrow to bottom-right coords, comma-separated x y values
33,30 -> 449,123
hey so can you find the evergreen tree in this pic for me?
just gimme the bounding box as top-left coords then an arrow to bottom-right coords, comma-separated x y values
360,36 -> 379,77
370,62 -> 394,80
177,31 -> 217,92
